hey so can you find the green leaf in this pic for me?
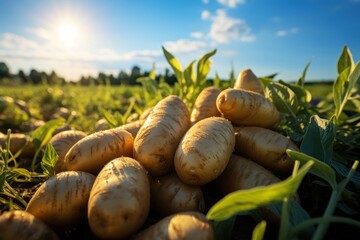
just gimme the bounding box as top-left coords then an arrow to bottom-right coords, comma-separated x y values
184,60 -> 196,86
251,221 -> 266,240
149,62 -> 156,80
214,72 -> 221,88
287,149 -> 337,190
280,80 -> 312,103
300,115 -> 335,165
229,64 -> 236,86
162,46 -> 185,85
331,161 -> 360,185
196,49 -> 217,86
266,82 -> 298,116
333,67 -> 351,120
337,46 -> 354,75
0,171 -> 6,191
12,168 -> 32,179
212,216 -> 236,240
31,118 -> 65,149
100,108 -> 117,127
206,161 -> 313,221
297,61 -> 311,87
41,143 -> 58,177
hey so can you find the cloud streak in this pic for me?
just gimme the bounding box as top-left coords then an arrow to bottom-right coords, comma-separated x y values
276,27 -> 298,37
217,0 -> 245,8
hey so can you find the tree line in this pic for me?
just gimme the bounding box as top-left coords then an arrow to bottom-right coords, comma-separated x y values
0,61 -> 178,86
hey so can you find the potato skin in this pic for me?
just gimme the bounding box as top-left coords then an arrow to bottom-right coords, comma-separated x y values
88,157 -> 150,239
0,133 -> 35,157
234,127 -> 299,173
64,128 -> 134,174
150,173 -> 205,217
134,95 -> 191,176
234,68 -> 264,95
133,211 -> 214,240
216,154 -> 280,194
26,171 -> 96,230
191,87 -> 221,124
118,119 -> 145,138
216,88 -> 279,128
49,130 -> 87,173
174,117 -> 235,186
0,210 -> 59,240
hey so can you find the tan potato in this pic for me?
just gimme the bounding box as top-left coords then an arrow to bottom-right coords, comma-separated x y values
88,157 -> 150,239
49,130 -> 87,173
134,95 -> 190,176
64,128 -> 133,174
139,107 -> 153,120
0,133 -> 35,157
174,117 -> 235,186
118,119 -> 145,138
234,68 -> 265,95
216,88 -> 279,128
150,173 -> 205,217
0,210 -> 59,240
95,118 -> 111,131
133,211 -> 214,240
234,126 -> 299,173
26,171 -> 96,230
191,86 -> 221,124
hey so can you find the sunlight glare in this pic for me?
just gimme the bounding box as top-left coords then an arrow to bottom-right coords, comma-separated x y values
56,21 -> 79,48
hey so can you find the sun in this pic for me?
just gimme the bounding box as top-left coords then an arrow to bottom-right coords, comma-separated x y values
56,21 -> 80,48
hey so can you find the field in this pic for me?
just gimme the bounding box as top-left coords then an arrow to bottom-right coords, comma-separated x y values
0,47 -> 359,239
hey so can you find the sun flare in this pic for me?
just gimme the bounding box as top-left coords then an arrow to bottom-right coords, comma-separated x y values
56,21 -> 80,48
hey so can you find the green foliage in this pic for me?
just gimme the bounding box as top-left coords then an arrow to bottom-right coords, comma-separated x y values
40,143 -> 58,178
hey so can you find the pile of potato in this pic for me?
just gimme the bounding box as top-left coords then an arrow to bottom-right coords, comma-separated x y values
0,68 -> 299,240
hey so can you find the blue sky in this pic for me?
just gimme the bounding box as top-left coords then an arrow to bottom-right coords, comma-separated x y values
0,0 -> 359,82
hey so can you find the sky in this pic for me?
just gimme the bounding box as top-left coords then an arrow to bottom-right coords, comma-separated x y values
0,0 -> 359,82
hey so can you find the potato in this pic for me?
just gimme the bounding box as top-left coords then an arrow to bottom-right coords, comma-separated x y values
49,130 -> 87,173
26,171 -> 95,230
88,157 -> 150,239
216,88 -> 279,128
133,211 -> 214,240
216,154 -> 280,194
95,118 -> 111,131
139,107 -> 153,120
0,210 -> 59,240
118,119 -> 145,138
134,95 -> 190,176
64,128 -> 133,174
234,68 -> 264,95
150,173 -> 205,217
174,117 -> 235,186
191,86 -> 221,124
0,133 -> 35,157
234,126 -> 299,173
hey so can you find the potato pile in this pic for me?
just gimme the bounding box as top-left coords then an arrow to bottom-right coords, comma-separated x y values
0,68 -> 300,239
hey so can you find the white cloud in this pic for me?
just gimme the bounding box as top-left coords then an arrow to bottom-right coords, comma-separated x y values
217,0 -> 245,8
208,9 -> 255,43
202,10 -> 211,20
0,33 -> 40,50
190,32 -> 204,39
202,0 -> 209,3
163,39 -> 208,53
276,27 -> 298,37
26,27 -> 53,41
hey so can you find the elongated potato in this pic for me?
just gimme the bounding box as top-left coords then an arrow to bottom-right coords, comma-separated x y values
49,130 -> 87,173
234,68 -> 264,95
216,88 -> 279,128
234,126 -> 299,173
64,128 -> 133,174
26,171 -> 96,230
150,173 -> 205,217
118,119 -> 145,138
191,86 -> 221,124
134,95 -> 190,176
133,211 -> 214,240
0,210 -> 59,240
88,157 -> 150,239
174,117 -> 235,186
95,118 -> 111,131
0,133 -> 35,157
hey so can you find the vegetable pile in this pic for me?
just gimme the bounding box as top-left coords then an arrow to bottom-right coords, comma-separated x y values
0,46 -> 359,240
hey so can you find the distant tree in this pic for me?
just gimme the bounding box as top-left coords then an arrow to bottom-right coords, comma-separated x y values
109,74 -> 120,85
29,69 -> 42,84
129,66 -> 141,85
118,70 -> 129,85
18,70 -> 31,84
0,62 -> 10,79
49,70 -> 64,85
97,72 -> 108,85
